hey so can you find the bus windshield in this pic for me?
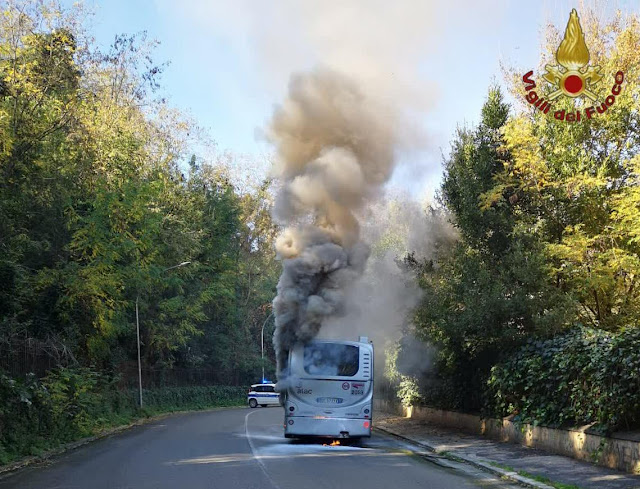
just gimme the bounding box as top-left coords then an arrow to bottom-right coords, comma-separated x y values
303,343 -> 359,377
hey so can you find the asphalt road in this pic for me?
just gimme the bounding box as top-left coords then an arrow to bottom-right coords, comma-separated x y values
0,407 -> 519,489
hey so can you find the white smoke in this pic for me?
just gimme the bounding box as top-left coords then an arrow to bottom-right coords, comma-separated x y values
318,196 -> 457,374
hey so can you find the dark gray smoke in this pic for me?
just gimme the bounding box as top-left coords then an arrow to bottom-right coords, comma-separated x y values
269,69 -> 398,377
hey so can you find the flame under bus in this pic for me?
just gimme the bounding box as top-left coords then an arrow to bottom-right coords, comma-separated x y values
281,336 -> 373,439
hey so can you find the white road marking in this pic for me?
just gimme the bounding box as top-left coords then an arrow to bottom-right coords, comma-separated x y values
245,410 -> 282,489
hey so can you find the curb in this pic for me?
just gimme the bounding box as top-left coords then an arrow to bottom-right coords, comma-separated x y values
0,405 -> 244,478
374,424 -> 555,489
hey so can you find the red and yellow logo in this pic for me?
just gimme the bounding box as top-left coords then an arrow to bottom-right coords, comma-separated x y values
521,9 -> 624,122
543,9 -> 602,101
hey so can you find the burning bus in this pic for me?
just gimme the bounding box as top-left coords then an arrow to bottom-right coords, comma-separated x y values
280,336 -> 373,440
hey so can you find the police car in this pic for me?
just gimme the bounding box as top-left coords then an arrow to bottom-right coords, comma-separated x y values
247,382 -> 279,408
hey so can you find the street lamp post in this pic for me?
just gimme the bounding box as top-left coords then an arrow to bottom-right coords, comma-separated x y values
135,294 -> 142,408
135,261 -> 192,408
261,312 -> 274,383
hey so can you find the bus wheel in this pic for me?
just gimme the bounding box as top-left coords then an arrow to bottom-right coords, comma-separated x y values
249,399 -> 258,408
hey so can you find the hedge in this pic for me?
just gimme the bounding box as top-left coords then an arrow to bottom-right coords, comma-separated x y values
487,327 -> 640,432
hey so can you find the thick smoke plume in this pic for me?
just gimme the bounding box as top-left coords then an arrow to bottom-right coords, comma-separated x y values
269,69 -> 398,376
318,195 -> 458,378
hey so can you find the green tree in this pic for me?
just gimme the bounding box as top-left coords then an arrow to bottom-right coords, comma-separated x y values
413,87 -> 572,411
0,1 -> 279,385
411,9 -> 640,416
491,10 -> 640,330
441,86 -> 513,257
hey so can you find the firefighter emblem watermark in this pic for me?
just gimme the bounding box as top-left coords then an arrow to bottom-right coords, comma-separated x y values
521,9 -> 624,122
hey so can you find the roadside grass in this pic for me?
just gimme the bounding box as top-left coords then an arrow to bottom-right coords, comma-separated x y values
488,461 -> 515,471
487,462 -> 583,489
516,471 -> 583,489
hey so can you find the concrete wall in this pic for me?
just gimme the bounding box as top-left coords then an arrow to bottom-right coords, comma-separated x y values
374,399 -> 640,474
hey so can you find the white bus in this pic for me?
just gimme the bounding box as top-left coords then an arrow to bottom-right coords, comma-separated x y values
281,336 -> 373,440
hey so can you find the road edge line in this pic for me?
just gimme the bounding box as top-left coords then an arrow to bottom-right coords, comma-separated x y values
244,410 -> 282,489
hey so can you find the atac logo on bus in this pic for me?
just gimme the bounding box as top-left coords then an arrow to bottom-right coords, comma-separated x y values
521,9 -> 624,122
294,382 -> 312,395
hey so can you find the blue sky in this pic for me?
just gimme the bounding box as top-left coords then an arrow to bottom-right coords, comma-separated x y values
69,0 -> 639,199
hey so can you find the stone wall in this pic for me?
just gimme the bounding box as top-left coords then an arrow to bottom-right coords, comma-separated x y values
374,399 -> 640,474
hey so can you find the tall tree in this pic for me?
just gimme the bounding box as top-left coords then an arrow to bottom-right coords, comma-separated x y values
0,1 -> 280,385
413,87 -> 572,411
491,9 -> 640,330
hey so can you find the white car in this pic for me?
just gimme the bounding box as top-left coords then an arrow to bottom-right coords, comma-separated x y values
247,383 -> 279,408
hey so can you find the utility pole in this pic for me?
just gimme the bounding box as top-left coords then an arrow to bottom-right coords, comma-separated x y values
261,312 -> 274,383
136,294 -> 142,408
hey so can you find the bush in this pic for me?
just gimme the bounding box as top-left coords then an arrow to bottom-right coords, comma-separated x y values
43,368 -> 138,441
487,327 -> 640,432
0,368 -> 138,464
0,373 -> 52,464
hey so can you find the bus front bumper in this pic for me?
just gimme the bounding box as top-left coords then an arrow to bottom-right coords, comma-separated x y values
284,416 -> 371,438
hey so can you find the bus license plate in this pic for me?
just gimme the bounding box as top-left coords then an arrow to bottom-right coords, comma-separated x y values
316,397 -> 344,404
